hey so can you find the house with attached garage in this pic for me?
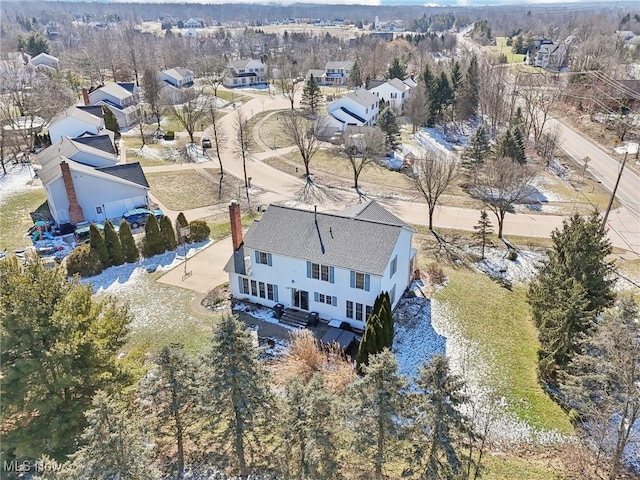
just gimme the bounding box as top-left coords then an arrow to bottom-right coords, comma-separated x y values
88,82 -> 141,128
37,136 -> 118,170
326,88 -> 380,131
223,58 -> 268,88
48,106 -> 106,144
367,77 -> 412,114
225,200 -> 417,331
158,67 -> 195,103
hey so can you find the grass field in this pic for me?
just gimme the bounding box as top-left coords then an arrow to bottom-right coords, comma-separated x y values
0,187 -> 47,251
147,170 -> 219,210
483,37 -> 526,64
432,264 -> 573,435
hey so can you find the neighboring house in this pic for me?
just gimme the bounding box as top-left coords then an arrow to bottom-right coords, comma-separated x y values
48,106 -> 105,144
88,82 -> 141,128
225,200 -> 417,330
158,68 -> 195,103
37,136 -> 118,170
30,53 -> 59,72
305,69 -> 327,84
223,58 -> 268,87
402,76 -> 417,89
367,77 -> 412,113
326,88 -> 380,131
38,157 -> 150,226
71,132 -> 117,155
184,18 -> 204,28
324,61 -> 353,86
533,37 -> 575,70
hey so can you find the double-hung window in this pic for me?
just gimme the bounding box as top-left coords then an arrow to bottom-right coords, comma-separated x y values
350,271 -> 370,291
307,262 -> 335,283
255,250 -> 273,266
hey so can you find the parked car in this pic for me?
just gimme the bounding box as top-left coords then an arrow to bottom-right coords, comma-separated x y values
122,208 -> 164,229
201,137 -> 212,149
74,223 -> 105,244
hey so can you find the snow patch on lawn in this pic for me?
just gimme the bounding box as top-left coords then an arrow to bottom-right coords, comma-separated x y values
233,303 -> 299,332
130,145 -> 164,160
378,152 -> 405,171
0,163 -> 38,205
470,246 -> 546,285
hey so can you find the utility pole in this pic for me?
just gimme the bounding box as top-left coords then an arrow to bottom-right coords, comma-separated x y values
602,151 -> 628,229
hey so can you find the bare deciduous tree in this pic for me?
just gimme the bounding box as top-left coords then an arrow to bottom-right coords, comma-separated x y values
341,126 -> 386,197
165,89 -> 209,144
196,56 -> 227,98
405,84 -> 430,133
413,151 -> 459,231
478,62 -> 509,138
208,103 -> 228,198
280,111 -> 325,183
142,69 -> 163,132
471,157 -> 537,238
234,110 -> 253,207
517,72 -> 562,144
535,124 -> 562,166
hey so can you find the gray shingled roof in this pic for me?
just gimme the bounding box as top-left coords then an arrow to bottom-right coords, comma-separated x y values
36,136 -> 116,167
348,89 -> 378,107
72,132 -> 116,154
97,162 -> 149,188
242,203 -> 407,276
338,200 -> 409,228
76,105 -> 104,119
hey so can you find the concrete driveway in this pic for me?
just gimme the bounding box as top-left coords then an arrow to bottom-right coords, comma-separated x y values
157,236 -> 232,293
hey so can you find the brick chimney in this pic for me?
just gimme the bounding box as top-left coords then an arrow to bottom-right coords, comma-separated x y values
229,201 -> 243,251
81,88 -> 90,106
60,161 -> 85,224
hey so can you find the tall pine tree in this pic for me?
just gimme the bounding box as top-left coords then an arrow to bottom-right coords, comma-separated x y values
528,211 -> 615,385
139,344 -> 199,479
301,74 -> 323,116
377,108 -> 401,152
409,355 -> 477,479
472,210 -> 494,259
142,215 -> 165,257
462,123 -> 491,176
202,314 -> 273,476
0,257 -> 130,460
387,57 -> 407,80
348,350 -> 407,480
159,215 -> 178,251
102,106 -> 121,140
104,220 -> 124,266
356,292 -> 394,371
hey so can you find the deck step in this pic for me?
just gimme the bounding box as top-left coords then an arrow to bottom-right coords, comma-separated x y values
279,308 -> 309,328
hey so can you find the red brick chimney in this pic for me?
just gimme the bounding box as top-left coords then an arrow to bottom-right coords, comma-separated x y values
229,201 -> 243,251
81,88 -> 90,106
60,161 -> 85,224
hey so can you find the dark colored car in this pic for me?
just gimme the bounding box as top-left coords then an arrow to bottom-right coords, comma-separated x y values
122,208 -> 163,229
201,137 -> 212,149
74,223 -> 105,244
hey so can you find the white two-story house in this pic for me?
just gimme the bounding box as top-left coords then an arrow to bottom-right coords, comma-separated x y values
88,82 -> 141,128
223,59 -> 268,88
324,61 -> 353,86
225,200 -> 416,330
326,88 -> 380,131
48,106 -> 105,144
368,77 -> 412,114
158,67 -> 194,103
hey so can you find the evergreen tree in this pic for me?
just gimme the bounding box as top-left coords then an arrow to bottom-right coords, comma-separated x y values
159,215 -> 178,251
139,344 -> 199,479
449,60 -> 463,121
421,64 -> 436,126
202,314 -> 273,476
496,127 -> 526,164
0,257 -> 131,460
528,211 -> 616,385
387,57 -> 407,80
276,374 -> 340,479
102,106 -> 121,140
66,391 -> 159,480
377,108 -> 401,152
472,210 -> 494,259
89,223 -> 111,269
457,55 -> 479,121
301,74 -> 323,116
356,292 -> 394,371
462,124 -> 491,175
561,296 -> 640,480
17,31 -> 50,56
118,220 -> 139,263
512,125 -> 527,164
349,60 -> 362,88
409,355 -> 477,479
104,221 -> 124,266
142,214 -> 165,257
175,212 -> 189,243
348,350 -> 407,480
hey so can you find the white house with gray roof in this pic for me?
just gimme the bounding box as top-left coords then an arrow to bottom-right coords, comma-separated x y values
223,59 -> 267,88
368,77 -> 412,114
326,88 -> 380,131
88,82 -> 141,127
225,200 -> 416,330
48,106 -> 105,144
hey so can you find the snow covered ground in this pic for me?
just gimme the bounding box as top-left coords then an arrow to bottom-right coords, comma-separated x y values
471,246 -> 546,285
0,163 -> 38,205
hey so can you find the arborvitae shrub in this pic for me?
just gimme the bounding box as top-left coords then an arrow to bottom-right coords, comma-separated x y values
104,221 -> 124,266
142,215 -> 165,257
89,224 -> 111,269
66,244 -> 103,277
119,220 -> 139,263
188,220 -> 210,243
159,215 -> 178,251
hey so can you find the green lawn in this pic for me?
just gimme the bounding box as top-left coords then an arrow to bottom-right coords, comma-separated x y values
206,212 -> 260,242
147,171 -> 219,210
0,187 -> 47,251
483,37 -> 526,64
433,266 -> 573,434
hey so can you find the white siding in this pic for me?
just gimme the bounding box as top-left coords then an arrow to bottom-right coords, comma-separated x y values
229,249 -> 384,330
49,118 -> 101,144
380,228 -> 413,310
47,174 -> 147,225
70,151 -> 117,168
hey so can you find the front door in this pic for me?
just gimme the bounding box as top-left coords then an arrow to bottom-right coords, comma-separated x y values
292,289 -> 309,311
